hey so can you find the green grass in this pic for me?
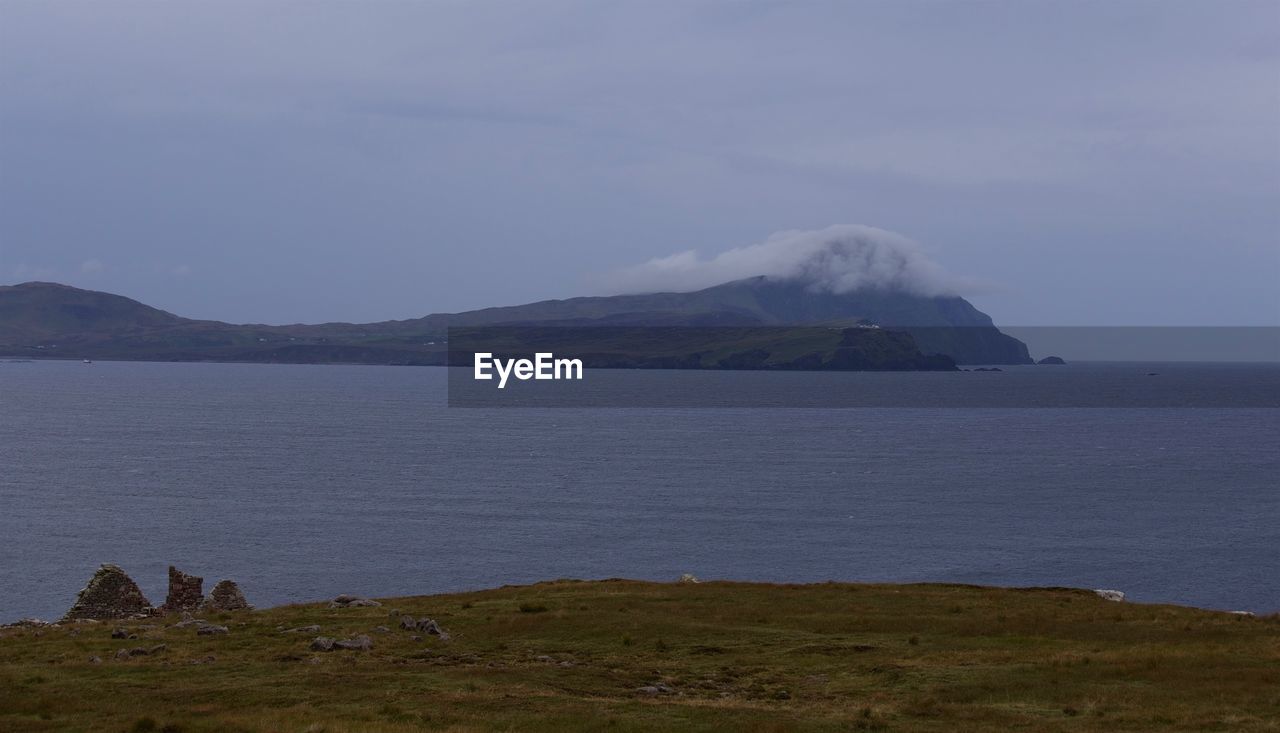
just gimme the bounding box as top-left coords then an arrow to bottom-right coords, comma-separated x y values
1,580 -> 1277,731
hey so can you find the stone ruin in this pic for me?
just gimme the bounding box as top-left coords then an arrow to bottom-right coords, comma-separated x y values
203,579 -> 252,611
61,564 -> 252,621
62,564 -> 155,621
161,566 -> 204,613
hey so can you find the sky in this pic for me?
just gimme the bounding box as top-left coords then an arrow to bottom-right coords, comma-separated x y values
1,1 -> 1277,326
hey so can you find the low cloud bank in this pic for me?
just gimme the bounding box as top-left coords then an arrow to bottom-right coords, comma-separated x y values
606,225 -> 976,296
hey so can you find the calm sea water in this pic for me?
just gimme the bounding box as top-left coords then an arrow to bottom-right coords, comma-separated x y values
1,360 -> 1276,621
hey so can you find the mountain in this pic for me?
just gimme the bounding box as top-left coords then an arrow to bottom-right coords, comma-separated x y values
0,279 -> 1031,365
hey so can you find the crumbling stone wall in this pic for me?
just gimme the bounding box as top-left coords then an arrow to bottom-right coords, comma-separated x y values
62,564 -> 154,621
161,566 -> 204,613
203,579 -> 251,611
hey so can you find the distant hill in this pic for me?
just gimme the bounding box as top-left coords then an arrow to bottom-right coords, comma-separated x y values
0,279 -> 1031,365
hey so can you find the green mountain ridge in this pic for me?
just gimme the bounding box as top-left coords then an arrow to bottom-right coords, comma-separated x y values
0,279 -> 1032,365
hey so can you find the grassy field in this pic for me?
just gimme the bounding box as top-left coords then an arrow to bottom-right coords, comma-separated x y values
1,579 -> 1277,732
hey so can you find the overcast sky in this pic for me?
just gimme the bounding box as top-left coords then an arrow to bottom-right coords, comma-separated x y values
2,1 -> 1277,325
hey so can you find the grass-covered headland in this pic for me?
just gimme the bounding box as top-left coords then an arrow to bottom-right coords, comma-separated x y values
1,579 -> 1276,732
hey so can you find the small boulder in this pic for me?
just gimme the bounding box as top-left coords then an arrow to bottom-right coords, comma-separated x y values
416,618 -> 449,640
330,595 -> 381,608
1094,589 -> 1126,602
196,624 -> 229,635
399,615 -> 417,631
311,634 -> 372,652
281,625 -> 322,634
334,634 -> 374,651
111,628 -> 129,639
678,573 -> 701,584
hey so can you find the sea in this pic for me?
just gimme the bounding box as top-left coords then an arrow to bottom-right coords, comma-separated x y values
1,359 -> 1277,621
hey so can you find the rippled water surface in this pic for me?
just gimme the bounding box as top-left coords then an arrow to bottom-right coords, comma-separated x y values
1,360 -> 1276,620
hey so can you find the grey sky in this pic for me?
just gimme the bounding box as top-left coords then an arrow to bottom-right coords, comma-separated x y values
2,1 -> 1277,325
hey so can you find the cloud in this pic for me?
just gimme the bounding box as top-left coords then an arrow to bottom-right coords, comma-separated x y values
605,225 -> 981,296
10,263 -> 58,282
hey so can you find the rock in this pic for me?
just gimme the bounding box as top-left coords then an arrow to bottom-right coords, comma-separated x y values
636,684 -> 674,695
311,634 -> 372,652
62,564 -> 154,621
372,626 -> 390,634
196,624 -> 229,635
161,566 -> 204,613
203,579 -> 251,612
114,649 -> 131,661
330,595 -> 381,608
87,656 -> 102,664
1037,356 -> 1066,365
281,625 -> 322,634
334,634 -> 374,651
148,644 -> 167,654
416,618 -> 449,640
127,647 -> 149,657
173,618 -> 207,629
1094,589 -> 1126,602
8,618 -> 48,627
111,628 -> 129,639
1229,610 -> 1256,618
399,615 -> 417,631
678,573 -> 701,583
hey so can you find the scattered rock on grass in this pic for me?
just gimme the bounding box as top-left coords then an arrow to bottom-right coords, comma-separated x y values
334,635 -> 374,651
678,573 -> 701,583
196,624 -> 229,635
282,625 -> 322,634
1093,589 -> 1125,602
415,618 -> 449,639
330,594 -> 381,608
310,634 -> 373,652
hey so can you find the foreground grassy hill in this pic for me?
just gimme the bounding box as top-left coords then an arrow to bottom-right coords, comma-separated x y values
1,580 -> 1276,732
